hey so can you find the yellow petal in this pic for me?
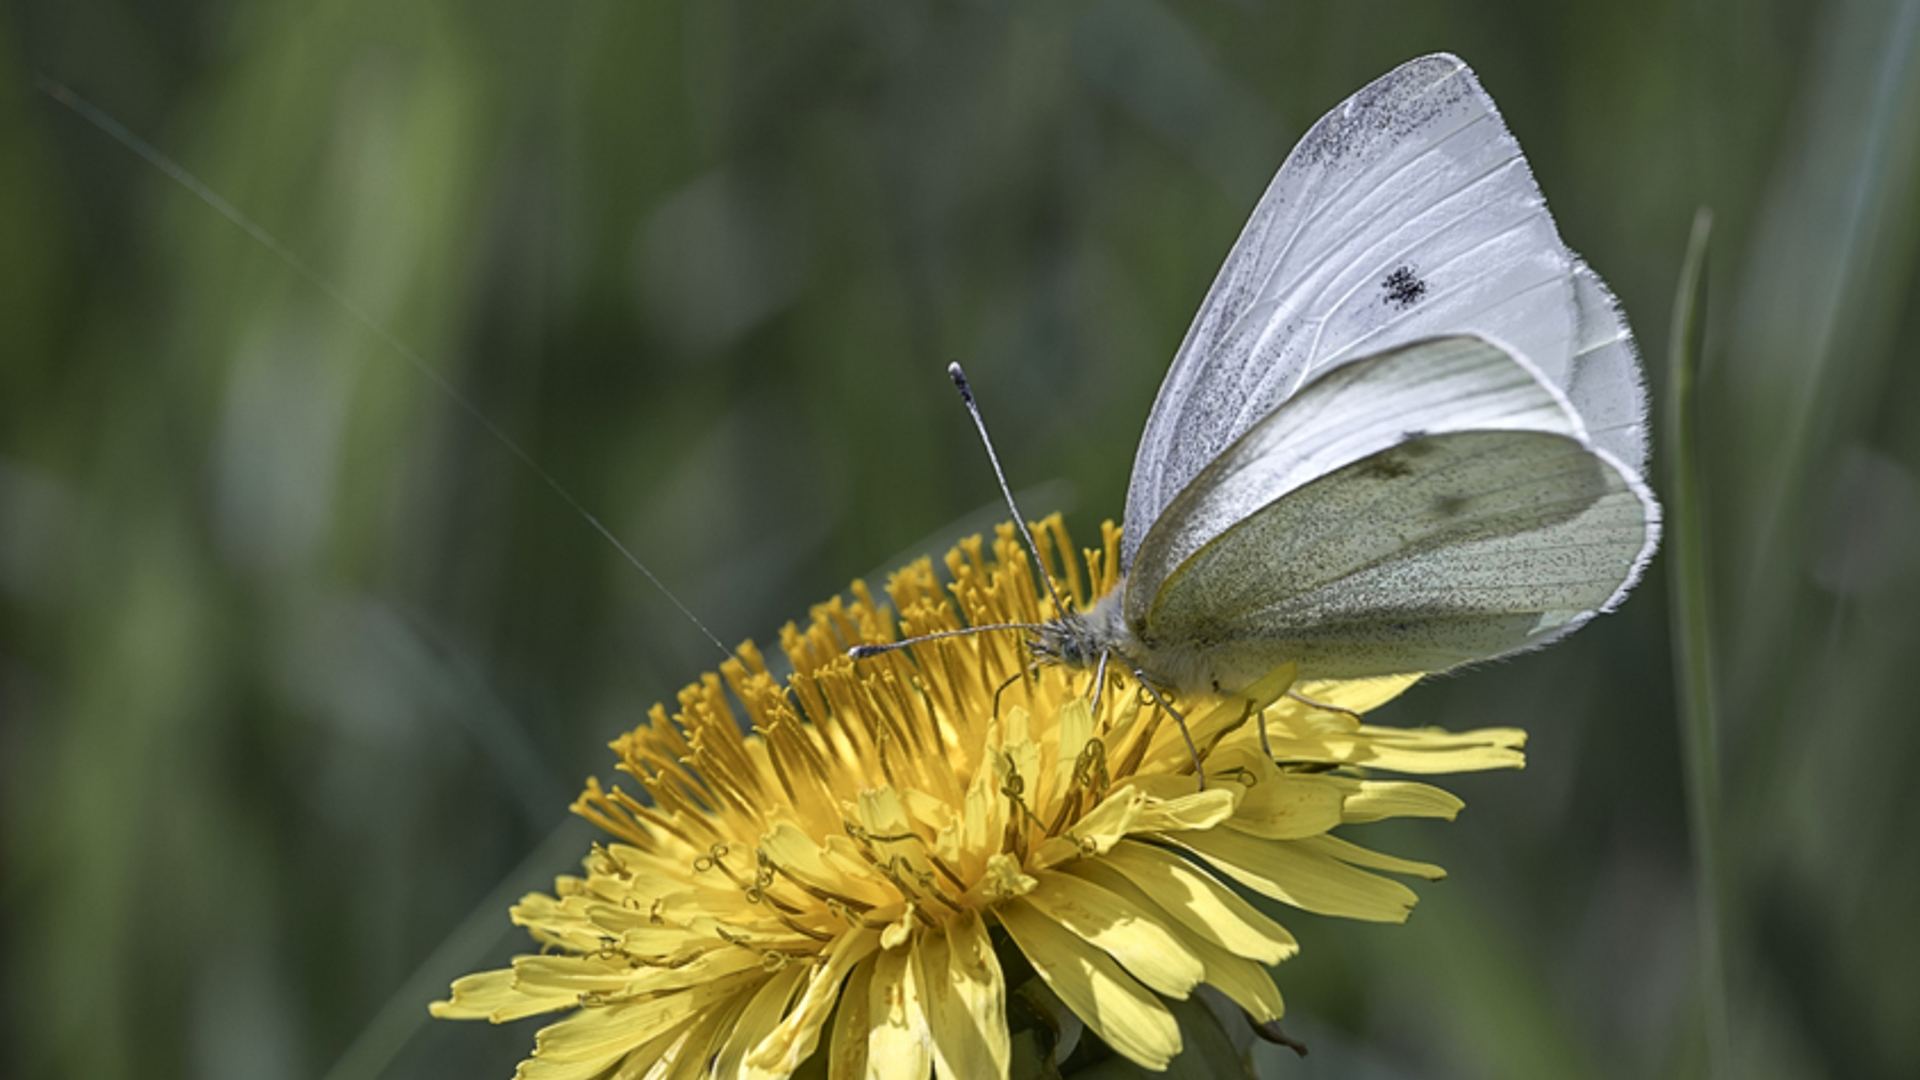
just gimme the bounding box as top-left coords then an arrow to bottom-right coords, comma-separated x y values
1290,674 -> 1421,713
821,835 -> 896,896
921,911 -> 1009,1080
1131,787 -> 1237,834
827,957 -> 876,1080
1347,724 -> 1527,773
710,963 -> 809,1080
1048,786 -> 1145,857
975,852 -> 1037,903
1178,664 -> 1299,753
745,929 -> 881,1079
959,751 -> 1007,883
998,708 -> 1041,808
512,946 -> 765,1000
1027,835 -> 1085,871
1031,783 -> 1233,870
608,1008 -> 728,1080
1168,828 -> 1421,923
866,945 -> 933,1080
857,786 -> 915,839
531,1017 -> 699,1080
902,787 -> 960,838
760,822 -> 893,908
503,955 -> 644,995
1092,840 -> 1296,963
1182,939 -> 1284,1024
519,1053 -> 626,1080
1297,834 -> 1446,880
524,970 -> 759,1072
1023,870 -> 1204,998
1227,792 -> 1347,839
881,905 -> 920,950
995,898 -> 1180,1070
1045,696 -> 1095,810
685,999 -> 780,1080
1061,858 -> 1285,1023
1339,780 -> 1464,823
1204,745 -> 1346,840
429,967 -> 574,1023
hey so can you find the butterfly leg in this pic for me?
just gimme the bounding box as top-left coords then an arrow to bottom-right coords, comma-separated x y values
1131,671 -> 1204,790
1286,689 -> 1363,725
992,666 -> 1037,720
1088,649 -> 1112,716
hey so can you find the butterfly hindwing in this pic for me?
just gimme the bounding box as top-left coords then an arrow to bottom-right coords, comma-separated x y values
1125,335 -> 1656,683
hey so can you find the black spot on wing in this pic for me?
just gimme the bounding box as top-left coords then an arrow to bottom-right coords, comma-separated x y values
1356,451 -> 1416,480
1382,265 -> 1427,309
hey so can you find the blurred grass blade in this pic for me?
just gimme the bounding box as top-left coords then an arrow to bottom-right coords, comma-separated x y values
1728,0 -> 1920,682
34,75 -> 734,662
319,819 -> 594,1080
1664,206 -> 1729,1080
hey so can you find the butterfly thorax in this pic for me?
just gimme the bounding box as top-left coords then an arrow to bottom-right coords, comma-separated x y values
1031,584 -> 1134,670
1032,578 -> 1261,698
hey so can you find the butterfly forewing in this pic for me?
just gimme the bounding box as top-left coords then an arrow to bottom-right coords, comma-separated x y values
1565,261 -> 1649,470
1121,53 -> 1641,571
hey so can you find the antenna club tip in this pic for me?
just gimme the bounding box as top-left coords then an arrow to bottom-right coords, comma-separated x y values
847,644 -> 888,661
946,362 -> 973,400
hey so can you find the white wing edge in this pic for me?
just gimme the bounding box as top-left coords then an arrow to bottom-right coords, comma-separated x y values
1593,445 -> 1663,614
1568,259 -> 1652,474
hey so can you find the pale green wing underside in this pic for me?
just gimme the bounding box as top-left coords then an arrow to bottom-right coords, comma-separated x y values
1127,335 -> 1656,681
1127,334 -> 1590,623
1141,428 -> 1648,680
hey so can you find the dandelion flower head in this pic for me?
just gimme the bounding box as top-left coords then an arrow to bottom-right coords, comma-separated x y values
432,518 -> 1526,1078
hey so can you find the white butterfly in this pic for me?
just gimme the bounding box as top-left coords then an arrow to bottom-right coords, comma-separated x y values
1031,52 -> 1661,696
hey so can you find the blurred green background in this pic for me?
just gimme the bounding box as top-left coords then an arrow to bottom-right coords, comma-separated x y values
4,0 -> 1919,1077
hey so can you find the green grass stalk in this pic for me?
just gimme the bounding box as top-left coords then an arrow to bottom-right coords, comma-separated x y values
1664,206 -> 1730,1080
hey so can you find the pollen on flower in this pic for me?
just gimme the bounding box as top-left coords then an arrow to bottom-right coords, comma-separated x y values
431,516 -> 1527,1080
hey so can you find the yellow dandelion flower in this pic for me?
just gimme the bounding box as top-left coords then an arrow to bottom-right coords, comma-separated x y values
431,517 -> 1525,1079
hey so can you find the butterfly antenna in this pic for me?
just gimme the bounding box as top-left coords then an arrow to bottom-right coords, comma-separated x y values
946,362 -> 1077,627
842,364 -> 1077,666
35,74 -> 733,663
847,622 -> 1048,661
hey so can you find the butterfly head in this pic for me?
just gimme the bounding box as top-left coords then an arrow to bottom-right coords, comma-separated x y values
1030,613 -> 1100,670
1028,585 -> 1134,673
